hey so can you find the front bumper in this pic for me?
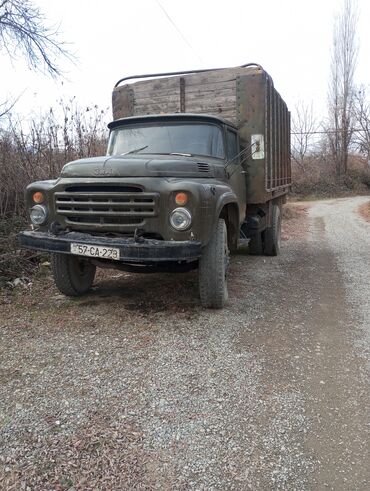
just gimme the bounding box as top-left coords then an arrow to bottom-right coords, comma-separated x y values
19,230 -> 202,263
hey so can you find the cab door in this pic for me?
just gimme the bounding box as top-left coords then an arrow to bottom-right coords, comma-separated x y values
225,128 -> 247,223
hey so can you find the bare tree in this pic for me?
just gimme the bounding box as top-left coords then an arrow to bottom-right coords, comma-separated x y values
353,86 -> 370,163
0,0 -> 72,119
0,97 -> 17,119
0,0 -> 71,76
291,101 -> 317,173
327,0 -> 358,178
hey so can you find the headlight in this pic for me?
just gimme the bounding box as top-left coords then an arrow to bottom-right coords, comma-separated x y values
30,205 -> 48,225
170,207 -> 192,231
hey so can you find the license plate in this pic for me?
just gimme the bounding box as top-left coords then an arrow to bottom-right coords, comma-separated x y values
70,243 -> 120,260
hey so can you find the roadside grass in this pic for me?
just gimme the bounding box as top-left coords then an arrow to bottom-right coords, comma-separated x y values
282,203 -> 310,241
290,191 -> 370,202
0,217 -> 47,287
290,168 -> 370,201
358,199 -> 370,223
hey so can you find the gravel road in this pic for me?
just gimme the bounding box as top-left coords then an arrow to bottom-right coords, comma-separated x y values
0,196 -> 369,490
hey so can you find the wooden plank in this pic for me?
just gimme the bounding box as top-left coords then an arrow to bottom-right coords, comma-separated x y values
183,81 -> 235,94
183,67 -> 249,86
193,107 -> 237,124
184,88 -> 235,102
134,94 -> 181,105
133,86 -> 235,104
127,67 -> 243,94
129,76 -> 180,93
186,97 -> 236,113
123,67 -> 252,98
133,102 -> 180,115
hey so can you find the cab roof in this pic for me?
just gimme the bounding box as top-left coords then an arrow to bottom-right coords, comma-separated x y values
108,113 -> 237,131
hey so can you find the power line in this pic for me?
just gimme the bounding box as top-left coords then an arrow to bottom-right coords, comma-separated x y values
156,0 -> 204,64
292,128 -> 370,135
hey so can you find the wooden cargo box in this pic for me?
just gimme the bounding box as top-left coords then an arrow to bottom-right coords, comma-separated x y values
112,65 -> 291,204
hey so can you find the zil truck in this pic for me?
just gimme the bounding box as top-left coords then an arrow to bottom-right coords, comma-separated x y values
19,63 -> 291,308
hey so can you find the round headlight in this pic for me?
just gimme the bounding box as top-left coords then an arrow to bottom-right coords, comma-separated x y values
30,205 -> 48,225
170,207 -> 192,231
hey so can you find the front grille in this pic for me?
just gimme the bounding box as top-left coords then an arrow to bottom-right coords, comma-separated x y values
55,186 -> 159,230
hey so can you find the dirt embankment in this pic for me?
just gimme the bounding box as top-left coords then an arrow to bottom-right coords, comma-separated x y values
358,199 -> 370,222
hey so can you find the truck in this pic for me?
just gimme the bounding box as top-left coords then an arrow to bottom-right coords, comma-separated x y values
19,63 -> 291,308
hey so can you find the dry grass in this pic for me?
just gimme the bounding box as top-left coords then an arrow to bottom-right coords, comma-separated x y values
0,100 -> 108,218
358,199 -> 370,222
282,202 -> 310,241
291,156 -> 370,200
0,101 -> 108,283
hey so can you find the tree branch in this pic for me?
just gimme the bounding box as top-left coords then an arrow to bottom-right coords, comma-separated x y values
0,0 -> 74,77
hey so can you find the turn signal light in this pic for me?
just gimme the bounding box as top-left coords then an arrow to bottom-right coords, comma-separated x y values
175,192 -> 188,206
32,192 -> 44,203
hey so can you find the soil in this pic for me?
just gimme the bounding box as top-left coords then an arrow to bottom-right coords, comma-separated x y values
358,199 -> 370,222
0,197 -> 369,490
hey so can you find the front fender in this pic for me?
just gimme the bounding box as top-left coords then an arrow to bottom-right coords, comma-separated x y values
215,191 -> 239,219
199,183 -> 240,247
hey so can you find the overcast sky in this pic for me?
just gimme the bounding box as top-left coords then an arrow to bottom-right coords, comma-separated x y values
2,0 -> 369,123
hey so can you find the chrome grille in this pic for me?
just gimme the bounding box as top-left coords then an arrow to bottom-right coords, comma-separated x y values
55,187 -> 159,230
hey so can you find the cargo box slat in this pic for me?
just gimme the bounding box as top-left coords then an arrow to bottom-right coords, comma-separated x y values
133,86 -> 235,103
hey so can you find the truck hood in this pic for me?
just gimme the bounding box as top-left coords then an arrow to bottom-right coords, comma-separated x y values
60,154 -> 218,178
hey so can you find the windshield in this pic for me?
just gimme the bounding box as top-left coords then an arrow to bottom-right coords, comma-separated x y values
107,123 -> 224,158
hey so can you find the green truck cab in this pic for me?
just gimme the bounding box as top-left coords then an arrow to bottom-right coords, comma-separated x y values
19,63 -> 291,308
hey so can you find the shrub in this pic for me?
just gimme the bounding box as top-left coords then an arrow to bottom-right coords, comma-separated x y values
0,99 -> 108,218
0,100 -> 109,283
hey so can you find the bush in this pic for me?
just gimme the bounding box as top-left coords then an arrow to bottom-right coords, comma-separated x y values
0,99 -> 108,218
0,100 -> 109,284
291,159 -> 370,199
0,216 -> 43,286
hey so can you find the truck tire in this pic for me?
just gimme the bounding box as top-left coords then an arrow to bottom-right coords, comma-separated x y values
51,253 -> 96,296
248,232 -> 264,255
199,218 -> 229,309
263,204 -> 281,256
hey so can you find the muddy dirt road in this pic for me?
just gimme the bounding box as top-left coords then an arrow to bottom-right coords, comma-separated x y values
0,196 -> 369,490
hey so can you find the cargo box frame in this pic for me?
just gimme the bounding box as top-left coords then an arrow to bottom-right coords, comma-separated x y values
113,63 -> 291,205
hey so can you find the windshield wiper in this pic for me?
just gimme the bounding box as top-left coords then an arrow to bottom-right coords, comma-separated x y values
170,152 -> 192,157
121,145 -> 148,155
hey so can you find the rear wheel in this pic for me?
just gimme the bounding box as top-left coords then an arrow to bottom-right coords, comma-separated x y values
263,204 -> 281,256
199,219 -> 229,309
248,232 -> 264,255
51,253 -> 96,296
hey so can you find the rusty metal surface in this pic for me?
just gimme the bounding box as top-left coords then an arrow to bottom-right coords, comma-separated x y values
237,70 -> 291,204
236,71 -> 267,204
265,75 -> 291,192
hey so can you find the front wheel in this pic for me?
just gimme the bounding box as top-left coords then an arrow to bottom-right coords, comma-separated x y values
51,253 -> 96,296
199,219 -> 229,309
